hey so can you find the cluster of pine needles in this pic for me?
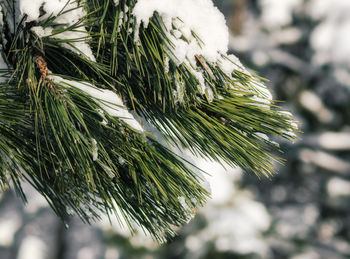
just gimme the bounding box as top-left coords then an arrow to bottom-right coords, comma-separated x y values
0,0 -> 298,241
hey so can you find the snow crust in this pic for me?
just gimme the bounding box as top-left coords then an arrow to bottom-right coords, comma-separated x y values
49,75 -> 144,132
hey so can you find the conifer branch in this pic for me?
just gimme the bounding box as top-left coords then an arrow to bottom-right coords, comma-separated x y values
0,0 -> 299,241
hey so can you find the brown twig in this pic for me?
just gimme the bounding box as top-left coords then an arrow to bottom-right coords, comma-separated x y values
195,54 -> 211,74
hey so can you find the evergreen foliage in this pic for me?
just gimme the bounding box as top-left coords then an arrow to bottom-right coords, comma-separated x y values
0,0 -> 298,241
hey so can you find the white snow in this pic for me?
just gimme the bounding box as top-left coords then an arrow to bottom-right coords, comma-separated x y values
49,75 -> 144,132
20,0 -> 96,61
17,236 -> 47,259
92,138 -> 98,161
310,0 -> 350,67
133,0 -> 229,63
218,54 -> 245,76
327,177 -> 350,198
118,156 -> 126,165
19,0 -> 66,22
0,218 -> 22,247
19,0 -> 46,22
260,0 -> 302,29
217,54 -> 272,103
255,132 -> 269,141
131,0 -> 238,100
184,160 -> 271,257
18,0 -> 273,104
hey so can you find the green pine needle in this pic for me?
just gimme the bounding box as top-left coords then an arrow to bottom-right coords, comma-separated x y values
0,0 -> 299,242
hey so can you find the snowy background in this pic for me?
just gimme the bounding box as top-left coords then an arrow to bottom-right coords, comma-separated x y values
1,0 -> 350,258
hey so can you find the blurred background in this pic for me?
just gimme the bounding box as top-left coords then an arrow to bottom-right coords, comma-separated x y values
1,0 -> 350,258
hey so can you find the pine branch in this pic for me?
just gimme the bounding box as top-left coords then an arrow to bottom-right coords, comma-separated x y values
0,0 -> 299,241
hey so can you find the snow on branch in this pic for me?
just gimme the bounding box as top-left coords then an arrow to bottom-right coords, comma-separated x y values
50,75 -> 144,132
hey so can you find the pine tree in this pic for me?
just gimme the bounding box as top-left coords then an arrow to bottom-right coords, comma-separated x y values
0,0 -> 298,241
